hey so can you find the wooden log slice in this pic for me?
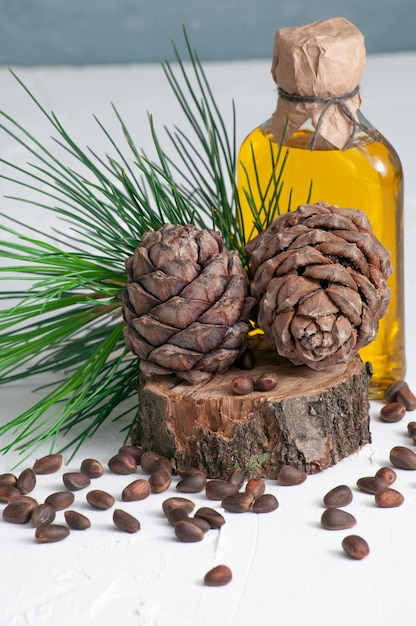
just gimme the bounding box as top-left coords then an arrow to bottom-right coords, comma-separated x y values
131,340 -> 372,479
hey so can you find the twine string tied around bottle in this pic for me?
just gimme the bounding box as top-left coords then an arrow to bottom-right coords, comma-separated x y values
277,85 -> 377,150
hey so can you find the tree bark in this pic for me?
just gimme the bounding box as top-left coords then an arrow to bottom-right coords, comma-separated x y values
131,339 -> 372,479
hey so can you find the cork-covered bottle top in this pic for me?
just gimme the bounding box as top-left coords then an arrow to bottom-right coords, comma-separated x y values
271,16 -> 365,97
270,17 -> 367,149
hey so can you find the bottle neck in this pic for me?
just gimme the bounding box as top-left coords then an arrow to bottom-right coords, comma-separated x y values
270,85 -> 367,150
264,110 -> 379,150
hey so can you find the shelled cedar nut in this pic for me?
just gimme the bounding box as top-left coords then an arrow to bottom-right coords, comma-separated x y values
254,371 -> 279,392
384,380 -> 409,403
0,486 -> 21,503
194,507 -> 226,529
397,387 -> 416,411
230,375 -> 254,395
407,421 -> 416,438
113,509 -> 141,533
149,469 -> 172,493
64,510 -> 91,530
167,507 -> 189,526
86,489 -> 115,510
176,471 -> 207,493
62,472 -> 91,491
356,476 -> 388,494
9,495 -> 38,512
32,453 -> 63,475
321,508 -> 357,530
227,468 -> 245,489
140,451 -> 164,474
122,479 -> 151,502
245,478 -> 266,500
31,504 -> 56,527
204,565 -> 232,586
152,457 -> 173,475
0,473 -> 17,487
375,488 -> 404,508
375,467 -> 397,485
176,465 -> 203,477
206,479 -> 239,500
187,517 -> 211,533
16,468 -> 36,495
323,485 -> 353,508
107,452 -> 137,475
174,519 -> 204,542
342,535 -> 370,560
389,446 -> 416,470
118,445 -> 143,464
380,401 -> 407,423
162,497 -> 196,516
3,501 -> 33,524
277,465 -> 307,486
222,492 -> 254,513
252,493 -> 279,513
80,458 -> 104,478
35,524 -> 70,543
45,491 -> 75,511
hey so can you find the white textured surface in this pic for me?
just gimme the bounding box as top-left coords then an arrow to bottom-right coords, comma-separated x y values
1,53 -> 416,626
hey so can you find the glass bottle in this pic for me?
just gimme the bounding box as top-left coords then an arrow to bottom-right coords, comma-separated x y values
237,18 -> 405,398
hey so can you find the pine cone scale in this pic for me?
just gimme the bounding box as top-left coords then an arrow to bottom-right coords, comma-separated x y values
197,275 -> 247,326
303,263 -> 358,291
355,306 -> 376,348
368,266 -> 391,317
179,275 -> 228,304
271,309 -> 296,355
150,296 -> 210,328
275,275 -> 319,310
179,254 -> 229,302
303,213 -> 358,232
123,326 -> 153,359
332,229 -> 392,278
140,360 -> 174,378
297,291 -> 339,318
219,321 -> 250,349
195,348 -> 240,373
316,241 -> 367,275
125,283 -> 161,316
194,229 -> 225,264
129,247 -> 154,279
151,344 -> 202,371
139,270 -> 188,301
317,313 -> 336,332
287,229 -> 329,250
162,259 -> 200,282
169,322 -> 227,353
131,315 -> 177,346
326,285 -> 362,326
335,315 -> 356,345
276,247 -> 332,276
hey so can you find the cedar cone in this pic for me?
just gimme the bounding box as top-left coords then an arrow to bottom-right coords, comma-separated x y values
246,202 -> 392,370
122,224 -> 255,383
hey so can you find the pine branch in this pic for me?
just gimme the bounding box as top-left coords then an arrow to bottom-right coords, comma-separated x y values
0,25 -> 289,457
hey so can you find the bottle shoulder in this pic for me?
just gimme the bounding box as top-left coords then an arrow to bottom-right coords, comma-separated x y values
239,113 -> 402,172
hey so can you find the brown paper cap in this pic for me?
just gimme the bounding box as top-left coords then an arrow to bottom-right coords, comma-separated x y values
270,17 -> 366,148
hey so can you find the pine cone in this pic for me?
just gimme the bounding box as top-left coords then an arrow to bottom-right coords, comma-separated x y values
122,224 -> 254,383
246,202 -> 392,370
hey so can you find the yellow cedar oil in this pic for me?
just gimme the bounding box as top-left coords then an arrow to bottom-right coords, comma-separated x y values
238,118 -> 405,398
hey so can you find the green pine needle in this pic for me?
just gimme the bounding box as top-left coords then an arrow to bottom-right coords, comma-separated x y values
0,25 -> 288,458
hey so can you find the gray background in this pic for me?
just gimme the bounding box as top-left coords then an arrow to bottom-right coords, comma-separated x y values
0,0 -> 415,66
